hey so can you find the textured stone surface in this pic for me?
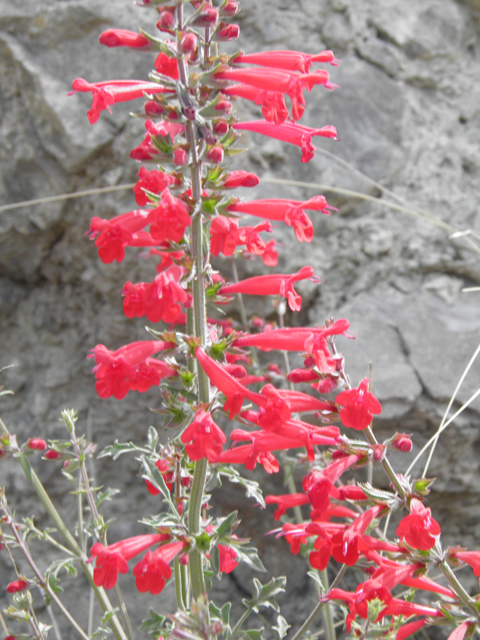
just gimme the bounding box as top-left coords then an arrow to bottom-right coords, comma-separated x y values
1,0 -> 480,635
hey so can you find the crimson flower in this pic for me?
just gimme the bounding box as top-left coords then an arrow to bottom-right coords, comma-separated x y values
181,409 -> 227,462
89,340 -> 174,399
133,541 -> 187,595
234,120 -> 337,163
222,170 -> 259,188
210,216 -> 239,256
262,239 -> 278,266
233,319 -> 350,352
86,209 -> 150,263
266,493 -> 311,520
330,505 -> 385,566
133,167 -> 180,206
396,498 -> 441,551
69,78 -> 172,124
228,196 -> 331,243
89,533 -> 168,589
99,29 -> 150,49
449,547 -> 480,586
122,265 -> 188,324
148,188 -> 192,243
220,266 -> 318,312
335,378 -> 382,430
154,52 -> 179,79
224,84 -> 289,124
234,49 -> 339,73
26,438 -> 47,451
218,545 -> 239,573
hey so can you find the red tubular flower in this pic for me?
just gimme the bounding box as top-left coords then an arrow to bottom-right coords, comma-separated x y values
7,580 -> 28,593
195,348 -> 263,418
216,22 -> 240,41
396,498 -> 441,551
396,620 -> 429,640
86,209 -> 150,263
224,84 -> 288,124
214,67 -> 330,121
69,78 -> 173,124
154,52 -> 179,79
335,378 -> 382,430
210,216 -> 240,256
449,547 -> 480,586
148,188 -> 192,243
122,265 -> 188,324
234,120 -> 337,163
133,541 -> 187,595
228,195 -> 331,243
222,170 -> 260,188
99,29 -> 150,49
180,409 -> 227,462
89,340 -> 174,400
234,49 -> 340,73
133,167 -> 180,206
218,545 -> 239,573
303,454 -> 362,512
234,319 -> 351,352
238,221 -> 272,255
446,622 -> 473,640
330,505 -> 385,566
266,493 -> 311,520
220,266 -> 318,311
89,533 -> 168,589
262,240 -> 278,266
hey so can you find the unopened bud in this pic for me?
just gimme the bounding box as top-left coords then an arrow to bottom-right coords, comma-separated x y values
145,100 -> 165,116
391,433 -> 413,453
215,22 -> 240,41
287,368 -> 320,383
191,6 -> 218,27
220,1 -> 239,16
207,145 -> 224,164
7,579 -> 29,593
27,438 -> 47,451
372,444 -> 386,461
180,32 -> 197,53
157,11 -> 175,31
213,119 -> 228,135
173,148 -> 188,165
45,450 -> 60,460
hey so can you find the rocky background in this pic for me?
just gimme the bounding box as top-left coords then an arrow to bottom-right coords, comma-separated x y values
1,0 -> 480,637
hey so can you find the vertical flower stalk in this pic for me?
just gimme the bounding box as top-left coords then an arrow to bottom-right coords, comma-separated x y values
174,1 -> 209,601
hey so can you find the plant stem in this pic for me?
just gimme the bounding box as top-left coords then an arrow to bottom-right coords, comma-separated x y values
0,417 -> 128,640
364,426 -> 407,501
1,497 -> 90,640
440,561 -> 480,620
289,564 -> 347,640
176,0 -> 210,606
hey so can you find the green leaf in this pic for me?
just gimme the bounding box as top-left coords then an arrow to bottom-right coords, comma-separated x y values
95,487 -> 121,508
240,628 -> 265,640
219,466 -> 265,508
306,571 -> 326,594
98,441 -> 140,461
216,511 -> 238,539
242,576 -> 286,613
209,601 -> 231,627
235,545 -> 266,573
210,543 -> 221,578
139,609 -> 168,639
141,456 -> 172,502
18,454 -> 33,482
272,616 -> 291,640
147,426 -> 159,452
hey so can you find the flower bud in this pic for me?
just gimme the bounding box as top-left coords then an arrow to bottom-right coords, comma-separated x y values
207,145 -> 224,164
391,433 -> 413,453
45,450 -> 60,460
7,579 -> 28,593
213,119 -> 228,135
220,1 -> 239,16
173,148 -> 188,165
315,378 -> 338,394
145,100 -> 165,116
157,11 -> 175,32
191,6 -> 218,27
27,438 -> 47,451
215,22 -> 240,41
287,368 -> 320,383
372,444 -> 386,461
180,32 -> 197,54
223,170 -> 259,188
267,363 -> 282,375
215,99 -> 232,114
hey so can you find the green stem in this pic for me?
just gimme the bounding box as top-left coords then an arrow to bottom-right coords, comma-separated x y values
364,426 -> 407,501
0,418 -> 128,640
440,561 -> 480,620
1,497 -> 89,640
289,564 -> 347,640
176,0 -> 210,607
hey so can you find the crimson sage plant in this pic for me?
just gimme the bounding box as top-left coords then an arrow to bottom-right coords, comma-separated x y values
2,2 -> 480,640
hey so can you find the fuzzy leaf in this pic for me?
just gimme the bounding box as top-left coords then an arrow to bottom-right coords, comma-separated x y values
139,609 -> 168,639
272,615 -> 291,640
242,576 -> 286,613
219,467 -> 265,508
